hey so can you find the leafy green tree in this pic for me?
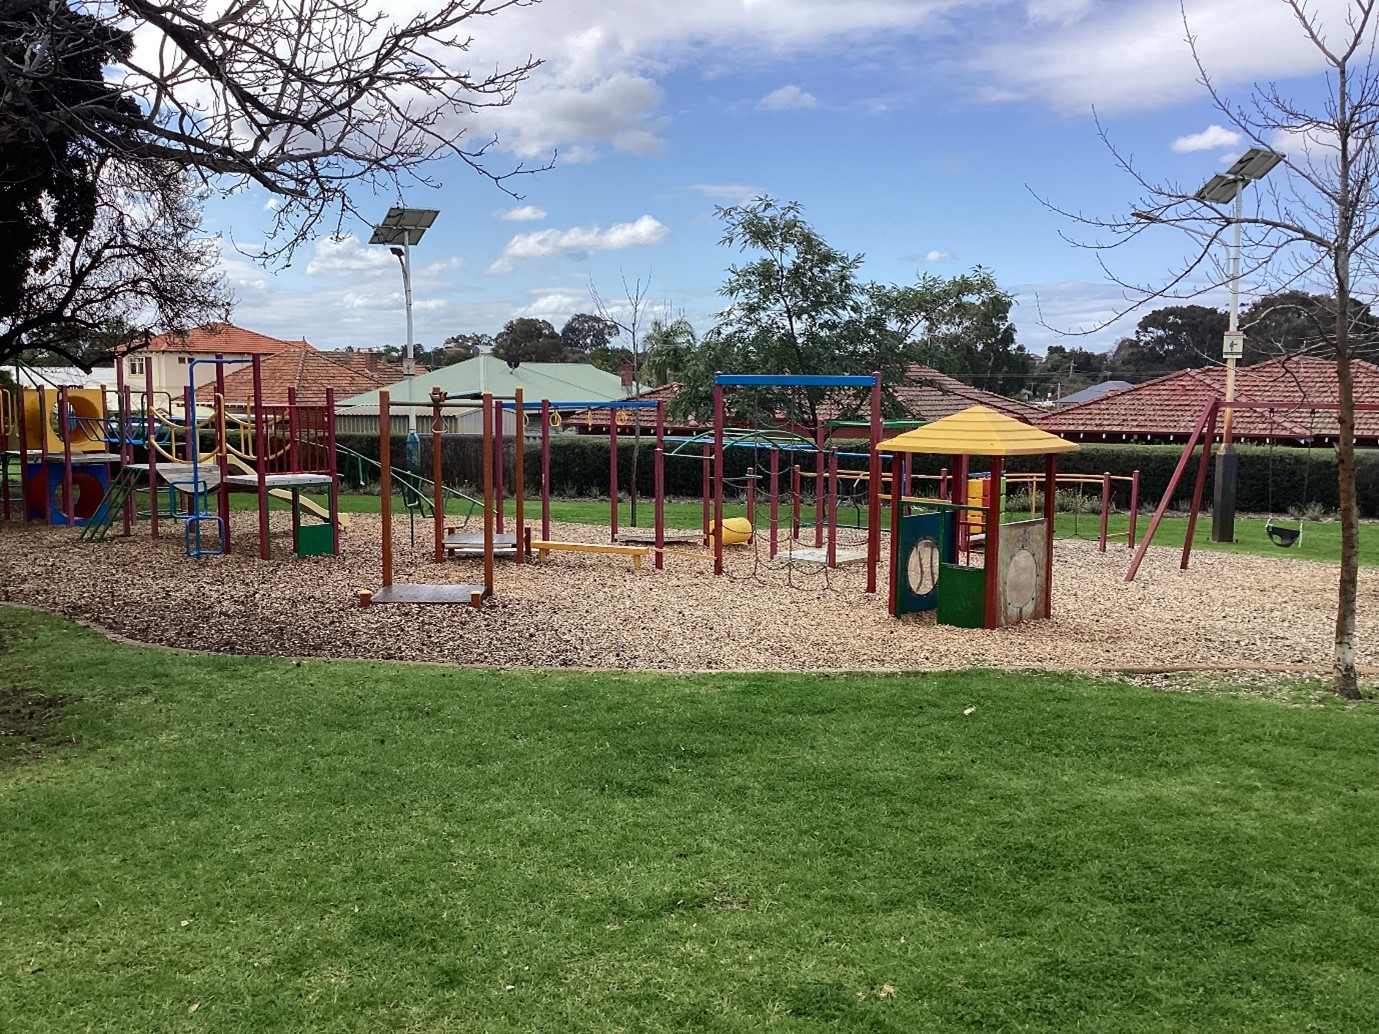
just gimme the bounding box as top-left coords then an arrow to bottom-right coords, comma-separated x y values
669,198 -> 1025,425
560,313 -> 619,354
493,318 -> 568,364
643,317 -> 699,385
1241,291 -> 1379,364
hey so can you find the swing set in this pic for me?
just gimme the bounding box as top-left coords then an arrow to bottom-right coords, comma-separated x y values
1125,396 -> 1378,582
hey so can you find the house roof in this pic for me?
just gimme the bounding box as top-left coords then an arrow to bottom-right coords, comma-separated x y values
13,365 -> 115,389
1053,381 -> 1133,408
144,322 -> 313,356
880,406 -> 1080,457
326,349 -> 422,385
561,364 -> 1040,434
892,364 -> 1044,423
199,350 -> 382,406
338,354 -> 632,412
1035,357 -> 1379,443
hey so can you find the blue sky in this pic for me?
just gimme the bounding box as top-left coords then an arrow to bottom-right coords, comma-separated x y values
203,0 -> 1351,359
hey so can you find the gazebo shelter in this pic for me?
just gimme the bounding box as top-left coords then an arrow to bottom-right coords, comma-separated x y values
878,406 -> 1079,629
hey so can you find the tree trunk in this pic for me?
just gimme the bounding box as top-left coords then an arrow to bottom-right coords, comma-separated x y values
1333,302 -> 1362,699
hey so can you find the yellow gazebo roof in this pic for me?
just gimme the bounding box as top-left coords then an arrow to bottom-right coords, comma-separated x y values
877,405 -> 1079,457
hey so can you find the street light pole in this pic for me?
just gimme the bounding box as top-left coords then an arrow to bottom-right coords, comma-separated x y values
370,206 -> 439,462
1192,148 -> 1282,543
393,235 -> 417,436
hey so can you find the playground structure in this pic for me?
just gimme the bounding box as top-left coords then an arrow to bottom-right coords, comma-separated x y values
879,406 -> 1080,629
1127,395 -> 1379,580
1,356 -> 342,560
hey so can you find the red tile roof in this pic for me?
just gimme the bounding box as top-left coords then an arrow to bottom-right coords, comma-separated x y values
198,350 -> 382,407
563,365 -> 1040,434
146,322 -> 313,356
1035,357 -> 1379,443
327,349 -> 425,384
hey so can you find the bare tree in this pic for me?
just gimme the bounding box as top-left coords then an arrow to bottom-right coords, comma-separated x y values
1,0 -> 545,259
591,272 -> 655,526
1049,0 -> 1378,698
1,155 -> 231,367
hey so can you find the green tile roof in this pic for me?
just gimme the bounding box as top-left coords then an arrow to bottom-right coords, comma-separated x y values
338,354 -> 632,411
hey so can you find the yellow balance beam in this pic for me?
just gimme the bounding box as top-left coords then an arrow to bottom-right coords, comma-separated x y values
530,540 -> 650,569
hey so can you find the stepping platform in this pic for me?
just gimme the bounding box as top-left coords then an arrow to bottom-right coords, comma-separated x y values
529,540 -> 650,568
442,532 -> 518,558
362,584 -> 486,607
784,546 -> 868,566
615,529 -> 704,545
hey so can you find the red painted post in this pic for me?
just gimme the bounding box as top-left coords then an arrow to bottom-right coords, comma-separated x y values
145,358 -> 158,539
287,386 -> 301,555
713,380 -> 725,576
939,466 -> 948,501
482,394 -> 495,597
215,358 -> 230,552
494,399 -> 505,534
1098,471 -> 1111,552
701,443 -> 710,539
827,449 -> 839,567
866,370 -> 882,593
769,448 -> 779,559
433,392 -> 445,564
888,448 -> 903,616
745,466 -> 756,543
609,406 -> 619,542
791,464 -> 801,539
654,402 -> 665,570
540,399 -> 551,542
983,456 -> 1004,629
326,387 -> 340,556
1181,407 -> 1219,571
379,391 -> 393,588
514,387 -> 525,565
814,417 -> 825,548
1127,471 -> 1140,548
1126,400 -> 1218,582
1043,453 -> 1056,618
252,355 -> 269,559
59,387 -> 74,526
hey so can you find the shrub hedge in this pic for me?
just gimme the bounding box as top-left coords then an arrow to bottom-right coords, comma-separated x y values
333,433 -> 1379,517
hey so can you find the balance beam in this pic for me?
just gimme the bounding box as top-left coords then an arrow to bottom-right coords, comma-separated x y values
528,539 -> 650,569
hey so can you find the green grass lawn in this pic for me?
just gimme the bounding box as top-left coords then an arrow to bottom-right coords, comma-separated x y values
3,606 -> 1377,1032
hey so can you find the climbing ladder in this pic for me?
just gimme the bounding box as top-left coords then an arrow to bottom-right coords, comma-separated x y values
78,467 -> 141,543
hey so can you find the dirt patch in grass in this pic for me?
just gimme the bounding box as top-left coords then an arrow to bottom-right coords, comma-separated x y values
0,687 -> 70,769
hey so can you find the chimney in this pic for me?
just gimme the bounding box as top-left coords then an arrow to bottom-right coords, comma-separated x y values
620,361 -> 635,392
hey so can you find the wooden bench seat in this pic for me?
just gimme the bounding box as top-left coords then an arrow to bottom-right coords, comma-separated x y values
528,539 -> 650,568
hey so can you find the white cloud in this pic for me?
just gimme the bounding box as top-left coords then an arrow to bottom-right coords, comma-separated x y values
923,249 -> 954,262
306,235 -> 396,276
488,215 -> 669,273
1172,124 -> 1241,153
499,205 -> 548,222
757,84 -> 818,111
1026,0 -> 1092,25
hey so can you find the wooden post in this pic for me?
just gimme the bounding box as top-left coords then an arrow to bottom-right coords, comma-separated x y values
514,388 -> 525,565
1181,407 -> 1220,571
713,380 -> 725,576
814,417 -> 825,548
1126,400 -> 1218,583
1043,453 -> 1056,619
432,391 -> 445,564
380,391 -> 393,588
609,406 -> 619,542
540,399 -> 551,542
827,449 -> 839,568
326,387 -> 340,556
482,393 -> 496,597
59,387 -> 74,526
984,456 -> 1004,629
888,449 -> 903,616
791,464 -> 801,540
654,402 -> 665,571
145,359 -> 158,539
252,355 -> 269,559
769,447 -> 779,559
701,442 -> 710,538
866,370 -> 882,593
1127,470 -> 1141,548
1098,471 -> 1112,552
494,398 -> 505,535
215,358 -> 230,553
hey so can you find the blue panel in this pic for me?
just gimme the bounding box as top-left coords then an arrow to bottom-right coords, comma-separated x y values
895,510 -> 942,615
713,374 -> 876,387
